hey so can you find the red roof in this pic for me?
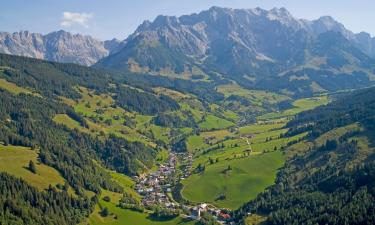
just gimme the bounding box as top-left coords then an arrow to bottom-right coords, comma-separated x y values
219,212 -> 231,219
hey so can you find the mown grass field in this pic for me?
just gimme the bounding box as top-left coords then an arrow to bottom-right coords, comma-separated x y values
0,144 -> 69,191
0,78 -> 41,97
190,121 -> 305,167
181,151 -> 284,209
199,114 -> 234,130
186,135 -> 209,153
245,214 -> 267,225
87,189 -> 194,225
258,96 -> 329,120
217,84 -> 290,106
53,114 -> 90,133
0,78 -> 32,94
239,123 -> 285,135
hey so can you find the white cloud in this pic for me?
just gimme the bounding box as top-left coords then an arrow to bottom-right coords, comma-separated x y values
60,12 -> 93,28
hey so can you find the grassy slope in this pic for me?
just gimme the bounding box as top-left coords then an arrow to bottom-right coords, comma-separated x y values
57,87 -> 157,146
85,159 -> 194,225
245,214 -> 267,225
0,144 -> 69,191
180,95 -> 328,210
258,96 -> 329,120
53,114 -> 90,133
217,84 -> 289,106
199,115 -> 234,130
181,151 -> 284,209
186,135 -> 209,153
0,78 -> 33,94
88,195 -> 194,225
182,121 -> 302,209
87,179 -> 194,225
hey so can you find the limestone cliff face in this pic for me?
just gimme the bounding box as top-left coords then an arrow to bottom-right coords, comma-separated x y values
0,30 -> 121,66
96,7 -> 375,75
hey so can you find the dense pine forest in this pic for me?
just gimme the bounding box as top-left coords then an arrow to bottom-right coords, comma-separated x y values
0,172 -> 95,225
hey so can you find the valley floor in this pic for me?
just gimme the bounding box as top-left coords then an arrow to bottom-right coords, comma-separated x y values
84,96 -> 327,224
0,78 -> 329,225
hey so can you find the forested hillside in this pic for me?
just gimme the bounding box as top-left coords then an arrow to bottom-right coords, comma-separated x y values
0,53 -> 260,224
234,87 -> 375,225
0,54 -> 174,224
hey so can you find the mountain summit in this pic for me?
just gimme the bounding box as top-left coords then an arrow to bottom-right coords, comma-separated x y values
0,30 -> 121,65
95,7 -> 375,96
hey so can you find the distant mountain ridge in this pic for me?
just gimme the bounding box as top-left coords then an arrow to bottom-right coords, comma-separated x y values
97,6 -> 375,71
95,7 -> 375,96
0,30 -> 121,65
1,7 -> 375,95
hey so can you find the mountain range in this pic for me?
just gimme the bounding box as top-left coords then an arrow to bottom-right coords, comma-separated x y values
96,7 -> 375,96
97,7 -> 375,71
1,6 -> 375,96
0,30 -> 121,66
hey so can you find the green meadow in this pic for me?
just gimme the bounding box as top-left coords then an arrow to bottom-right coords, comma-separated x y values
180,98 -> 316,209
87,186 -> 194,225
0,144 -> 70,191
258,96 -> 329,120
199,114 -> 234,130
181,151 -> 284,209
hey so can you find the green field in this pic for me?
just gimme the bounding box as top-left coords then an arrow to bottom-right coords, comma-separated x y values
181,105 -> 309,209
239,123 -> 285,135
217,84 -> 290,105
57,87 -> 158,147
190,122 -> 304,167
87,189 -> 194,225
258,96 -> 329,120
53,114 -> 90,133
181,151 -> 284,209
0,78 -> 39,96
186,135 -> 209,153
0,144 -> 69,191
199,115 -> 234,130
245,214 -> 267,225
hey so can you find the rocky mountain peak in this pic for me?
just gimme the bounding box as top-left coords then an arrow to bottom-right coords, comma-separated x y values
0,30 -> 122,65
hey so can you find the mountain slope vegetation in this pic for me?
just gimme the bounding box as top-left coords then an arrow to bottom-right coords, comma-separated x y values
234,87 -> 375,225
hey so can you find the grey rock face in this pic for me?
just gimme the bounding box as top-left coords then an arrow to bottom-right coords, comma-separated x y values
97,6 -> 375,73
0,30 -> 120,66
97,7 -> 313,73
306,16 -> 375,58
95,6 -> 375,97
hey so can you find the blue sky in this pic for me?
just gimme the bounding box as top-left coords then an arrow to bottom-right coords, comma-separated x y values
1,0 -> 374,40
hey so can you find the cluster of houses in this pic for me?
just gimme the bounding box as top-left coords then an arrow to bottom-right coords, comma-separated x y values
134,151 -> 233,224
134,153 -> 179,209
188,203 -> 232,224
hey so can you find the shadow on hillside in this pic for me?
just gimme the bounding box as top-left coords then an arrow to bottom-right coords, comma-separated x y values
361,121 -> 375,163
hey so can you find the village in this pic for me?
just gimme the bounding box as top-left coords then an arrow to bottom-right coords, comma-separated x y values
133,151 -> 233,224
